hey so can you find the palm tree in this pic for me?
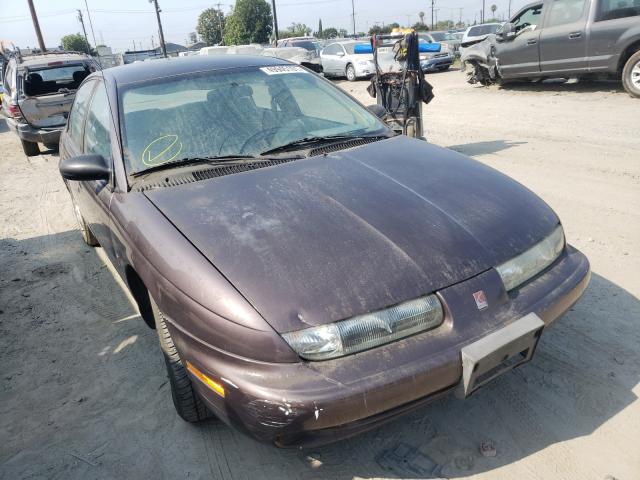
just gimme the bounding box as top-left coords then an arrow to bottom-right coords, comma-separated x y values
491,4 -> 497,18
419,11 -> 425,24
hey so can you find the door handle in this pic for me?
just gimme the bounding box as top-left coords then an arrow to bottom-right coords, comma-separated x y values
569,31 -> 582,39
527,39 -> 538,45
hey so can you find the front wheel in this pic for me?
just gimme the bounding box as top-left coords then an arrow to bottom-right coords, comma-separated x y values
622,50 -> 640,98
151,297 -> 213,423
346,64 -> 357,82
438,65 -> 451,71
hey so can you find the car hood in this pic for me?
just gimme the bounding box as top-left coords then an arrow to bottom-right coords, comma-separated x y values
145,136 -> 558,333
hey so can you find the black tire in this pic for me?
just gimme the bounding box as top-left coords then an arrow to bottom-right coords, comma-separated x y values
44,142 -> 59,152
71,198 -> 99,246
438,65 -> 451,71
151,297 -> 213,423
346,63 -> 357,82
20,139 -> 39,157
622,50 -> 640,99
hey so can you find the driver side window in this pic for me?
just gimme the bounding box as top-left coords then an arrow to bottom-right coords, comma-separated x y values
513,5 -> 544,32
68,81 -> 96,146
323,44 -> 341,55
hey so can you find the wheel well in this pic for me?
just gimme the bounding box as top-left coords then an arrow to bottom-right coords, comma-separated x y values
125,265 -> 155,329
619,40 -> 640,73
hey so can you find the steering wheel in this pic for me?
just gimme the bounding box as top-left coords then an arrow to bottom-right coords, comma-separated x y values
515,22 -> 531,33
237,127 -> 282,155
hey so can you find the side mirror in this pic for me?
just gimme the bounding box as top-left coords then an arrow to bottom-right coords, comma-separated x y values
367,104 -> 387,119
59,154 -> 110,181
496,22 -> 516,39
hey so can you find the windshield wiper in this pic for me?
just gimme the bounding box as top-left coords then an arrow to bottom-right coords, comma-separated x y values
130,155 -> 263,177
260,134 -> 387,156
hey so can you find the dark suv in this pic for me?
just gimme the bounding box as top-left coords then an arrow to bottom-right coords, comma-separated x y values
461,0 -> 640,97
1,51 -> 99,156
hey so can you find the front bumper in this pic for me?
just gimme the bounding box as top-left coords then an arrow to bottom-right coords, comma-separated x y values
6,117 -> 62,143
170,245 -> 590,447
421,55 -> 454,71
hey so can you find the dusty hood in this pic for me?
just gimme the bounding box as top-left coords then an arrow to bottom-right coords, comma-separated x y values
145,136 -> 558,332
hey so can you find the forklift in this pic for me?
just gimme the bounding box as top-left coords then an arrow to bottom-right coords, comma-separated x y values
362,29 -> 435,139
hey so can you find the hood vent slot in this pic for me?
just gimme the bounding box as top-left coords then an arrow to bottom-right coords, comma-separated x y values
309,137 -> 383,156
136,157 -> 298,191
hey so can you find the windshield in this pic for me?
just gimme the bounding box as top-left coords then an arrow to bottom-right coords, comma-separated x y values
120,65 -> 387,174
290,40 -> 321,54
24,63 -> 91,96
468,24 -> 501,37
429,32 -> 452,41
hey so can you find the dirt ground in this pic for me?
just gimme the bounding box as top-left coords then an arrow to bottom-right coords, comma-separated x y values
1,70 -> 639,480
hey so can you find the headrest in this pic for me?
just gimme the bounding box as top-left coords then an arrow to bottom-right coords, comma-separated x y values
73,70 -> 89,83
230,84 -> 253,97
27,73 -> 43,84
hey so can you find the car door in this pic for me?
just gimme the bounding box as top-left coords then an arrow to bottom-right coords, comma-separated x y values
80,82 -> 116,257
496,4 -> 545,77
538,0 -> 590,73
61,80 -> 114,254
320,44 -> 342,75
588,0 -> 640,72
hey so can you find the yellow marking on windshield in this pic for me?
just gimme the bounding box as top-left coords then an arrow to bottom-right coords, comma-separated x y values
141,134 -> 183,166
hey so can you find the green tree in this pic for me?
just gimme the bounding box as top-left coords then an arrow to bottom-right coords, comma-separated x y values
491,4 -> 497,16
223,0 -> 272,45
317,27 -> 338,39
411,22 -> 429,31
435,20 -> 454,30
419,11 -> 425,24
317,18 -> 323,37
61,33 -> 92,54
196,8 -> 225,46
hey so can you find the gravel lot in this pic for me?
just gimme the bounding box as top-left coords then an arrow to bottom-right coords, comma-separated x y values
1,70 -> 639,480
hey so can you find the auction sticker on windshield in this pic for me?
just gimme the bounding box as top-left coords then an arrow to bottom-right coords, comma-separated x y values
260,66 -> 308,75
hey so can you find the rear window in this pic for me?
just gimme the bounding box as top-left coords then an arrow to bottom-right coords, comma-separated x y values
24,63 -> 92,97
468,24 -> 501,36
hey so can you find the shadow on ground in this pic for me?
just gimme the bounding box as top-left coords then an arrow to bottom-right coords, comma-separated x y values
447,140 -> 526,157
1,231 -> 638,479
498,78 -> 626,94
0,118 -> 9,134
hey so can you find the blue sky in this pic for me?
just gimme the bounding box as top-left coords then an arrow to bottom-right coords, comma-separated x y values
1,0 -> 531,52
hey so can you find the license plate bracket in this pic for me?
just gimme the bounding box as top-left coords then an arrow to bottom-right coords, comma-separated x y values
458,313 -> 544,398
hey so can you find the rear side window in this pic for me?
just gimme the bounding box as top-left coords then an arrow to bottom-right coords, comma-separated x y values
468,25 -> 500,36
68,81 -> 96,146
84,85 -> 112,161
323,44 -> 341,55
597,0 -> 640,20
545,0 -> 588,26
24,63 -> 91,97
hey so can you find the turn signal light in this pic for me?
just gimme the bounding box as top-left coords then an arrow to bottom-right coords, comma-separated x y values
186,361 -> 225,398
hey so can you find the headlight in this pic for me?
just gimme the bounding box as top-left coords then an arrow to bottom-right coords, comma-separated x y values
282,295 -> 444,360
496,225 -> 565,291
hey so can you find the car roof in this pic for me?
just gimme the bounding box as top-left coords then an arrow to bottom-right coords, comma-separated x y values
101,54 -> 291,85
19,53 -> 91,67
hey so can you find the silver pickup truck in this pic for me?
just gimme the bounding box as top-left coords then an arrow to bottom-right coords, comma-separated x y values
461,0 -> 640,97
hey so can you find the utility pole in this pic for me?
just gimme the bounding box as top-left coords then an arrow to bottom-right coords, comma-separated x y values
351,0 -> 356,37
431,0 -> 435,30
77,10 -> 91,54
434,8 -> 439,28
406,15 -> 411,27
271,0 -> 279,42
482,0 -> 485,22
150,0 -> 167,58
508,0 -> 512,18
27,0 -> 46,52
215,2 -> 224,44
459,7 -> 463,26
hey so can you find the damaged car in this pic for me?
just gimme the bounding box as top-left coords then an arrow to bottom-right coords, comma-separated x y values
58,55 -> 590,447
461,0 -> 640,97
